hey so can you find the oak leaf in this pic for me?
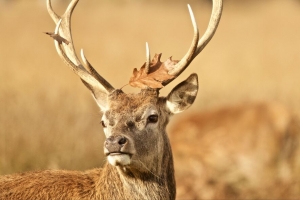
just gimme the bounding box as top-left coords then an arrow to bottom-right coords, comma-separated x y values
129,54 -> 178,89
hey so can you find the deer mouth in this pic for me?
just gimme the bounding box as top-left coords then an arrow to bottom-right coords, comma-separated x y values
105,151 -> 132,157
106,152 -> 132,166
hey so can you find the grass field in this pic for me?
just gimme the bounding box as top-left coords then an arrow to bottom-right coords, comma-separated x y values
0,0 -> 300,181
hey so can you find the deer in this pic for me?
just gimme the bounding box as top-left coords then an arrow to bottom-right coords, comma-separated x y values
0,0 -> 222,199
170,102 -> 300,199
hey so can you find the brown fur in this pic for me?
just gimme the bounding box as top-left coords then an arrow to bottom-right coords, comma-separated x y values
0,163 -> 175,199
170,102 -> 300,199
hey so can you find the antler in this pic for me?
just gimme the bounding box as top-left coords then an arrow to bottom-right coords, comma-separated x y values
47,0 -> 222,92
46,0 -> 114,95
162,0 -> 223,86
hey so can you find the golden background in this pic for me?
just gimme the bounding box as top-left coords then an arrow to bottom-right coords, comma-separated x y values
0,0 -> 299,180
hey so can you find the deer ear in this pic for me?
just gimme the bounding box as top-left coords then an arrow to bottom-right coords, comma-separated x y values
166,73 -> 198,114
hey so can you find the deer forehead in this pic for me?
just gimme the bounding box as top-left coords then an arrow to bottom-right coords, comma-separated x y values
103,104 -> 158,121
105,89 -> 161,119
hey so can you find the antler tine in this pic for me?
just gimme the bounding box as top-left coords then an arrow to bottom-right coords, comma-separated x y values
47,0 -> 80,64
53,20 -> 108,92
46,0 -> 59,23
195,0 -> 223,56
145,42 -> 151,74
167,4 -> 199,78
80,49 -> 114,92
166,0 -> 223,85
47,0 -> 114,93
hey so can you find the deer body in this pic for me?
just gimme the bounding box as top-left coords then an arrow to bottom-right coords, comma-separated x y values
0,0 -> 222,199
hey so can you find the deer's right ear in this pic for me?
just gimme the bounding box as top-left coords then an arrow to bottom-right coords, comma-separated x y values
166,73 -> 198,114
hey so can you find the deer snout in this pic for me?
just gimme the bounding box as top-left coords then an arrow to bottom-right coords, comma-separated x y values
104,135 -> 128,155
105,135 -> 133,166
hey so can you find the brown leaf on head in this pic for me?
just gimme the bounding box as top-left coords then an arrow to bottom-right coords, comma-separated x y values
129,54 -> 178,89
44,32 -> 70,45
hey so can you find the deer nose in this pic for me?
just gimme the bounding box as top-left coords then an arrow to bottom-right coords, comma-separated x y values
105,135 -> 128,153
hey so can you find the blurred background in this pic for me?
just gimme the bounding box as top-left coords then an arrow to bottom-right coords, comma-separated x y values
0,0 -> 300,197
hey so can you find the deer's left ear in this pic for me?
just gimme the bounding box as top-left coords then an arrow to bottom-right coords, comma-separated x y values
166,73 -> 198,114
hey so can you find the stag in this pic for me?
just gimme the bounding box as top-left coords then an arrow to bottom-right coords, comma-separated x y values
0,0 -> 222,199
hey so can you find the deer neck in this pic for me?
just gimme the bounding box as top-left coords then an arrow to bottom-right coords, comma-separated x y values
97,134 -> 176,200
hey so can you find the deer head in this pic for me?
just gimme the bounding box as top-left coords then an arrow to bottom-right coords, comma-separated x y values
45,0 -> 222,196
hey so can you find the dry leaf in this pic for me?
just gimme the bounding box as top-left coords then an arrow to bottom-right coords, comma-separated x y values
129,54 -> 177,89
44,32 -> 69,45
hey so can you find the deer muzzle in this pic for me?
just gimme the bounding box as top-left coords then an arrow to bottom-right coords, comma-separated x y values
104,135 -> 133,166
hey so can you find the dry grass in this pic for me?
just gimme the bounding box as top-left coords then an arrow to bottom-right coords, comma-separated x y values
0,0 -> 300,197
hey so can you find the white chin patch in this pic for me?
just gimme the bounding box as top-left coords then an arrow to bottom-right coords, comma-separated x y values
107,154 -> 131,166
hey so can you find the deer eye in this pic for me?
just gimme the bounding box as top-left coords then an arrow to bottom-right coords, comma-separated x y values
101,120 -> 107,128
147,115 -> 158,123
